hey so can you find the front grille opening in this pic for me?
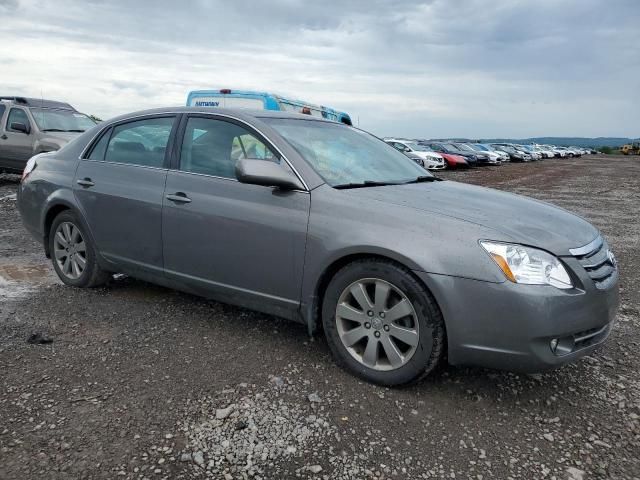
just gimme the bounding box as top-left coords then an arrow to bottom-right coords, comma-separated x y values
572,237 -> 616,289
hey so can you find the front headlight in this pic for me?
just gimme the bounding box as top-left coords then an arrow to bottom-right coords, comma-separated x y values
480,241 -> 573,289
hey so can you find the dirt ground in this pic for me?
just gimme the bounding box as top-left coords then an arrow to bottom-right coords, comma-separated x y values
1,155 -> 639,480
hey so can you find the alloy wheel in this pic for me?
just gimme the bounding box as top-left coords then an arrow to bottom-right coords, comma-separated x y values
53,222 -> 87,280
336,278 -> 419,371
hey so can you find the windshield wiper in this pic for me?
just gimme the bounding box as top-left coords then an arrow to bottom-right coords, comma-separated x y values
43,128 -> 85,132
402,175 -> 442,184
333,180 -> 403,189
333,176 -> 442,189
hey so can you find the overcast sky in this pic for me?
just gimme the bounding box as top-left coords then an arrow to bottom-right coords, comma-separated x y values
1,0 -> 638,138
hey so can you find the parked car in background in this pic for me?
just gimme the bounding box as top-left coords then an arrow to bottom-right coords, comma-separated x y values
403,151 -> 429,168
461,143 -> 504,163
385,139 -> 446,170
491,144 -> 531,162
532,145 -> 556,159
469,143 -> 510,162
555,147 -> 578,158
544,146 -> 566,158
17,107 -> 619,386
452,143 -> 497,165
0,96 -> 96,173
516,145 -> 542,160
436,151 -> 470,168
569,147 -> 587,156
422,142 -> 479,167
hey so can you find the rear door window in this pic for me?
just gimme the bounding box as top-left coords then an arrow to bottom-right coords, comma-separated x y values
104,117 -> 174,168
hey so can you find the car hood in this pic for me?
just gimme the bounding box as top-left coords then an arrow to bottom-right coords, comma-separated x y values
41,131 -> 82,144
414,151 -> 443,160
342,181 -> 597,255
441,153 -> 467,162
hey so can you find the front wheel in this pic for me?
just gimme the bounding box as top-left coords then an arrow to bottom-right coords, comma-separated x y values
322,259 -> 445,386
49,211 -> 110,288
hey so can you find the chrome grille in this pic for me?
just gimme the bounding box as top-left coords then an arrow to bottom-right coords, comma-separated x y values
570,236 -> 617,290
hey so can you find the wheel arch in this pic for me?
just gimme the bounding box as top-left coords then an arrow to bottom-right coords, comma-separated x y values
308,252 -> 446,337
41,197 -> 96,261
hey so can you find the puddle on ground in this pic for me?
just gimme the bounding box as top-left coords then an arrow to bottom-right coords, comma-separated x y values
0,261 -> 59,301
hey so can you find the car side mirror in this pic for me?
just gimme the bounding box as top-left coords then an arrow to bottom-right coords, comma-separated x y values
235,159 -> 305,191
11,122 -> 30,134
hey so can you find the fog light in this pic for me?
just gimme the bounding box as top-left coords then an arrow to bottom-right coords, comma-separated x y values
550,338 -> 559,353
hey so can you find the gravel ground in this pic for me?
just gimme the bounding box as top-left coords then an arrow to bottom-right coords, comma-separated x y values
1,155 -> 639,480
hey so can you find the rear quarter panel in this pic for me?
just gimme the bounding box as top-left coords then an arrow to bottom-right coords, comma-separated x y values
16,126 -> 93,243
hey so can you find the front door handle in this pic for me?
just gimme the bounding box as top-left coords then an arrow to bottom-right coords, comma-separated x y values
76,178 -> 95,187
166,192 -> 191,203
0,134 -> 7,140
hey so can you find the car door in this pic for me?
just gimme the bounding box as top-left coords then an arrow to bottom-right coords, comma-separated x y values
74,115 -> 178,277
162,114 -> 310,318
1,107 -> 34,171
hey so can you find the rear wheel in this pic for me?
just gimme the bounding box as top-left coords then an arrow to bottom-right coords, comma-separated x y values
322,259 -> 445,386
49,211 -> 110,288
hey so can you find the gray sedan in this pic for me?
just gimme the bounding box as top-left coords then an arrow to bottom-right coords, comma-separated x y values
17,107 -> 619,386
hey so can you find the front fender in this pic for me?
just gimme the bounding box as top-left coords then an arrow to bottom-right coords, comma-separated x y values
34,138 -> 63,155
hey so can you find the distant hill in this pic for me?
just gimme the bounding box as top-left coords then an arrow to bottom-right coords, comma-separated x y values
479,137 -> 637,148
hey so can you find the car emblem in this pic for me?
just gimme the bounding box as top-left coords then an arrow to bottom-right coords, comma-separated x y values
607,250 -> 617,268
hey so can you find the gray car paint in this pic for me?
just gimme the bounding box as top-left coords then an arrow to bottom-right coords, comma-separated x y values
162,169 -> 310,319
17,107 -> 619,373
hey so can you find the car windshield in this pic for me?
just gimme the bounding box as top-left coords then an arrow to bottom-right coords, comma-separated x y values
264,119 -> 431,186
441,143 -> 462,152
405,143 -> 432,152
30,108 -> 96,132
471,144 -> 488,151
455,143 -> 476,152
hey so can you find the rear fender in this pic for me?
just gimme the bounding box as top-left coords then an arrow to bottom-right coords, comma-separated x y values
40,190 -> 110,269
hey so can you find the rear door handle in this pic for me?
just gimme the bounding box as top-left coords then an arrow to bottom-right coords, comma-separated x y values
166,192 -> 191,203
76,178 -> 95,187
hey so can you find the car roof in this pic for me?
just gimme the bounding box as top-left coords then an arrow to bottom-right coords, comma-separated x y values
101,106 -> 339,126
0,96 -> 75,110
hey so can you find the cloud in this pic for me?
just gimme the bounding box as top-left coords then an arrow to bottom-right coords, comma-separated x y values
0,0 -> 638,137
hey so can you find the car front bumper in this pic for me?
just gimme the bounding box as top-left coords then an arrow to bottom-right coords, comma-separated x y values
414,268 -> 619,372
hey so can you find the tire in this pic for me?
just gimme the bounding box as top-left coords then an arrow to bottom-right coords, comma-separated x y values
322,259 -> 445,386
49,210 -> 110,288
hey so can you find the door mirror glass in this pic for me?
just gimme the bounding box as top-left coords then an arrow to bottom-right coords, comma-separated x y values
10,122 -> 30,134
235,159 -> 303,190
7,108 -> 31,134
